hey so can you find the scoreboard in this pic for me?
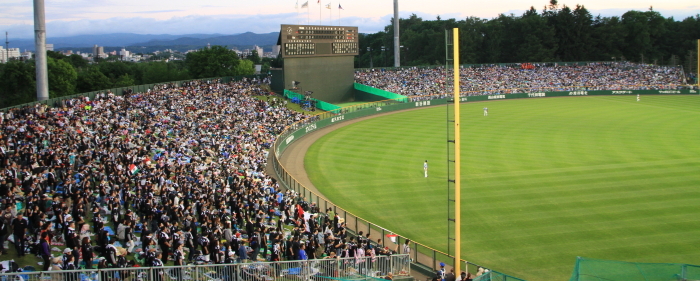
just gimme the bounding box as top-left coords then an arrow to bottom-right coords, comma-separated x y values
280,24 -> 359,58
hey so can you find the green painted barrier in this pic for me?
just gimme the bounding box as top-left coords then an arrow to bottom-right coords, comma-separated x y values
355,83 -> 409,102
455,89 -> 699,102
315,100 -> 342,112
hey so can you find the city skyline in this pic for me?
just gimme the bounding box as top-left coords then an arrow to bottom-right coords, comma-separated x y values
1,0 -> 699,39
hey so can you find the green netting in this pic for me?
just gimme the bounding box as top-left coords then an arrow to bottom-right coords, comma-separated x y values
283,89 -> 342,112
283,89 -> 305,100
473,271 -> 527,281
569,257 -> 700,281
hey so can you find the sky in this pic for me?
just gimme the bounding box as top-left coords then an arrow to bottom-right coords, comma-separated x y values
1,0 -> 699,39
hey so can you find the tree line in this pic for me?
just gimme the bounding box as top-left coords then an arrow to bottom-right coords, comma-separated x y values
356,0 -> 700,72
2,1 -> 699,108
0,46 -> 270,108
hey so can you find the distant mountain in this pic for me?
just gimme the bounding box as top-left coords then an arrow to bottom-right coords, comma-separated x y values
131,32 -> 279,49
10,33 -> 231,51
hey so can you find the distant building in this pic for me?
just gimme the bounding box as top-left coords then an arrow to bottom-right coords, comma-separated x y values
63,50 -> 73,55
93,45 -> 107,59
0,46 -> 21,63
271,45 -> 281,57
254,45 -> 264,57
21,50 -> 33,60
119,48 -> 131,60
46,44 -> 54,51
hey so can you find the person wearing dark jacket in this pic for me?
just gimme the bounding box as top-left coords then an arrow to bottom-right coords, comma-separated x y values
0,214 -> 8,254
64,255 -> 78,281
11,213 -> 28,257
104,238 -> 118,266
81,237 -> 94,269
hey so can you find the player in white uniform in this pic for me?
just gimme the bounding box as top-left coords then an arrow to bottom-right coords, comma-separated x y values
637,94 -> 640,102
424,160 -> 428,178
483,107 -> 488,116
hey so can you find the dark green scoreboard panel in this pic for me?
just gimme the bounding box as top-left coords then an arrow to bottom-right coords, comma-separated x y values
283,56 -> 354,103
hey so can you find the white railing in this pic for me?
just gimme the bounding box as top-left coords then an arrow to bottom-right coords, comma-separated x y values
0,254 -> 409,281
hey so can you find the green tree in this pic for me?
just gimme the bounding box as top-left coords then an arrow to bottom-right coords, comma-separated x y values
620,9 -> 668,62
186,45 -> 241,78
249,50 -> 262,64
113,74 -> 135,87
141,61 -> 190,84
67,54 -> 89,70
76,66 -> 112,93
480,17 -> 506,63
235,60 -> 255,75
46,50 -> 65,60
516,7 -> 557,62
99,61 -> 133,81
458,17 -> 487,64
142,61 -> 171,84
47,57 -> 78,98
0,61 -> 36,107
570,5 -> 594,60
590,16 -> 626,60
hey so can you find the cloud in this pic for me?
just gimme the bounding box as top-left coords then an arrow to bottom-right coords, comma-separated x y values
132,10 -> 187,14
2,8 -> 699,40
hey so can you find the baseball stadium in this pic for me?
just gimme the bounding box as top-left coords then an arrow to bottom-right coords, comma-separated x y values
1,19 -> 700,281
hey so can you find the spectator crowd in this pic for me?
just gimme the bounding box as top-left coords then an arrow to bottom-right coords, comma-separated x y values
0,78 -> 397,276
355,62 -> 689,97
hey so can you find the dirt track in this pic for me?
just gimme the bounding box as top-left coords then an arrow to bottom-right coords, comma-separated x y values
278,107 -> 427,198
273,107 -> 440,280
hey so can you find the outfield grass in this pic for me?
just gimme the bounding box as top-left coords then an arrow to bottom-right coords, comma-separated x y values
304,96 -> 700,281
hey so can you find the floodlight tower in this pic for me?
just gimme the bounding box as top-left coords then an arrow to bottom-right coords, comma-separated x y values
393,0 -> 400,67
33,0 -> 49,101
5,32 -> 8,63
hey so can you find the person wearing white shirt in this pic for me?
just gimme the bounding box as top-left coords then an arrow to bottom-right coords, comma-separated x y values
424,160 -> 428,178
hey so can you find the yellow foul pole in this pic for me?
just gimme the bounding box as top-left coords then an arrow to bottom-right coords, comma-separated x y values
453,27 -> 461,276
697,39 -> 699,88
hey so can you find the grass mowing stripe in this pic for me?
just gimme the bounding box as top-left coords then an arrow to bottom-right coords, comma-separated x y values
304,96 -> 700,281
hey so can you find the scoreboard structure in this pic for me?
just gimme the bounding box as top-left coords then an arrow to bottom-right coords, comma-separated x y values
280,25 -> 359,57
274,24 -> 359,103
